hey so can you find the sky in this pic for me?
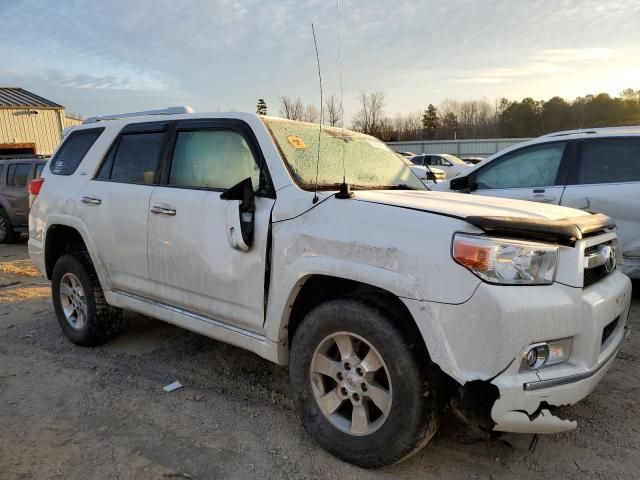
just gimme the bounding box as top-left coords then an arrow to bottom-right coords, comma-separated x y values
2,0 -> 640,120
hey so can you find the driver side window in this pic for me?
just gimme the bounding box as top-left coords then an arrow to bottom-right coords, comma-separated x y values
169,129 -> 260,191
474,142 -> 566,190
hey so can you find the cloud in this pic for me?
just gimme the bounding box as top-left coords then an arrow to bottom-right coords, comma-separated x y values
1,0 -> 639,116
46,70 -> 167,92
534,48 -> 613,63
448,49 -> 611,84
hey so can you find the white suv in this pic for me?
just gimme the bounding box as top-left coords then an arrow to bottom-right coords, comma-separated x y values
433,126 -> 640,278
29,109 -> 632,467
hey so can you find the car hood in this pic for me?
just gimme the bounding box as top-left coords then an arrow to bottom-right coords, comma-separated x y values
354,190 -> 585,220
353,190 -> 612,244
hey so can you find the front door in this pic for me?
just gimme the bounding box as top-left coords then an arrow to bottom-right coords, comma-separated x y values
147,120 -> 274,331
470,142 -> 569,204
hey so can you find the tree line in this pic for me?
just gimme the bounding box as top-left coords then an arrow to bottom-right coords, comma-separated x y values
256,88 -> 640,141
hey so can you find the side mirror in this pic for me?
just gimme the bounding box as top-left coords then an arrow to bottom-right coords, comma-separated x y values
450,175 -> 470,191
220,178 -> 255,251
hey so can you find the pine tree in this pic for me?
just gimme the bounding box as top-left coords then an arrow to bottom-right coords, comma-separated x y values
422,104 -> 439,139
256,99 -> 267,115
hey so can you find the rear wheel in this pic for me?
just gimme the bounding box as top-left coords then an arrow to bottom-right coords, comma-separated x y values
51,253 -> 122,346
0,210 -> 15,243
289,298 -> 441,467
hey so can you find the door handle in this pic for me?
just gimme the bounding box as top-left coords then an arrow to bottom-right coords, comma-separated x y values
81,196 -> 102,205
528,194 -> 556,203
150,205 -> 177,216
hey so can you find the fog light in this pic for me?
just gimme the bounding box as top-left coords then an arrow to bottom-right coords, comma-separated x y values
523,344 -> 548,370
520,338 -> 572,372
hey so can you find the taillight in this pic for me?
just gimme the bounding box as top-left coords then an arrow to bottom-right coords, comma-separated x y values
29,178 -> 45,196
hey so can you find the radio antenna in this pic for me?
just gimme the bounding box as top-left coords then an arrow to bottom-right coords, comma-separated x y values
336,0 -> 346,183
311,22 -> 323,204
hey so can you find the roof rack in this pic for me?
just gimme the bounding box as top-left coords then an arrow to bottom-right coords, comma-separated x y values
541,125 -> 640,138
0,154 -> 49,160
83,106 -> 195,124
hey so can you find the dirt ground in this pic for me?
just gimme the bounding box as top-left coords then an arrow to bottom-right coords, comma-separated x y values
0,242 -> 638,480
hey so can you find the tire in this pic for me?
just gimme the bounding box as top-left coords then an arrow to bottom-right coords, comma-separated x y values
51,253 -> 122,346
0,209 -> 15,244
289,298 -> 441,467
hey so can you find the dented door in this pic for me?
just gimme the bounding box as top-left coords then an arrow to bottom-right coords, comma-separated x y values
146,121 -> 274,330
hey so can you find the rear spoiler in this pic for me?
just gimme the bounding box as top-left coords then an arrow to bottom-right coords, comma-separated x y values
465,213 -> 615,245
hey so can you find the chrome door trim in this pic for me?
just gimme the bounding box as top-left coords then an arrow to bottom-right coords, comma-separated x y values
113,289 -> 267,342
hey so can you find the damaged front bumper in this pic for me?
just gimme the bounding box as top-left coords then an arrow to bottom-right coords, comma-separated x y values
491,327 -> 627,433
403,268 -> 632,435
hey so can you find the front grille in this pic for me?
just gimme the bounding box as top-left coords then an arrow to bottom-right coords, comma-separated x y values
583,241 -> 616,288
584,265 -> 611,287
601,316 -> 619,346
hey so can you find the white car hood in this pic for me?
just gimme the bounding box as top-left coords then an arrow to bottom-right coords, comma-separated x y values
354,190 -> 589,221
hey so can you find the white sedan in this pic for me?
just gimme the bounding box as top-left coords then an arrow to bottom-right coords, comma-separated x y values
409,153 -> 472,179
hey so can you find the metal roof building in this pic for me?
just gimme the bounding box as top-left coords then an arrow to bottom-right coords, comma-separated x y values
0,87 -> 81,156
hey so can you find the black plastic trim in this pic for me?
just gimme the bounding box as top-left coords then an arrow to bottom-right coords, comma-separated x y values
464,213 -> 615,245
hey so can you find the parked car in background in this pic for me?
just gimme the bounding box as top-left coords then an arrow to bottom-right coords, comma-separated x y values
394,150 -> 417,157
409,153 -> 471,179
29,110 -> 631,467
432,126 -> 640,278
398,155 -> 445,184
0,155 -> 47,242
460,156 -> 485,165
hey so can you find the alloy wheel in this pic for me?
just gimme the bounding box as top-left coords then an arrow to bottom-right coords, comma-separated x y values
310,331 -> 392,436
59,273 -> 88,330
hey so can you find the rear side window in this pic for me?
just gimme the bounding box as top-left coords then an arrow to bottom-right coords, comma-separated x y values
577,138 -> 640,184
475,143 -> 566,190
7,163 -> 30,187
34,163 -> 45,179
97,132 -> 165,184
50,128 -> 104,175
168,129 -> 260,190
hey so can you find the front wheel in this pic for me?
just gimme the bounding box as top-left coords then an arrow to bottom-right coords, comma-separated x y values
289,298 -> 440,467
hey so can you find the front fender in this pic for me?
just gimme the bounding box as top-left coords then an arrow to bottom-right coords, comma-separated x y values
264,254 -> 424,345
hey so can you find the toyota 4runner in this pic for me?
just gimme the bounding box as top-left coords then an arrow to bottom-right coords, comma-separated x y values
29,108 -> 632,467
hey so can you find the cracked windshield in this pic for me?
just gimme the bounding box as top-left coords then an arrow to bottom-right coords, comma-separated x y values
262,117 -> 426,191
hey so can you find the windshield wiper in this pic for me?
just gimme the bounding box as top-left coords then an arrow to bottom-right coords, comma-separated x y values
350,184 -> 424,191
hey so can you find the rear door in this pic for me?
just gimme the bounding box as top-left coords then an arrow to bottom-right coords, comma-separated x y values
147,119 -> 275,331
469,141 -> 570,203
560,137 -> 640,272
78,122 -> 169,297
4,162 -> 32,224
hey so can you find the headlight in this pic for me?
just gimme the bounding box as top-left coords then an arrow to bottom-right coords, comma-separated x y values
452,234 -> 558,285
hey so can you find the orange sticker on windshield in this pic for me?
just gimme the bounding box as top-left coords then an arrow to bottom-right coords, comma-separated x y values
287,135 -> 307,149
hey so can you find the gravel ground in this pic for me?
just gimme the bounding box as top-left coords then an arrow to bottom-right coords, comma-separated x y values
1,242 -> 638,479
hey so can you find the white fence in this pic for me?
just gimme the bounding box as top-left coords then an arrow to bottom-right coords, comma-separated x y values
387,138 -> 531,157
